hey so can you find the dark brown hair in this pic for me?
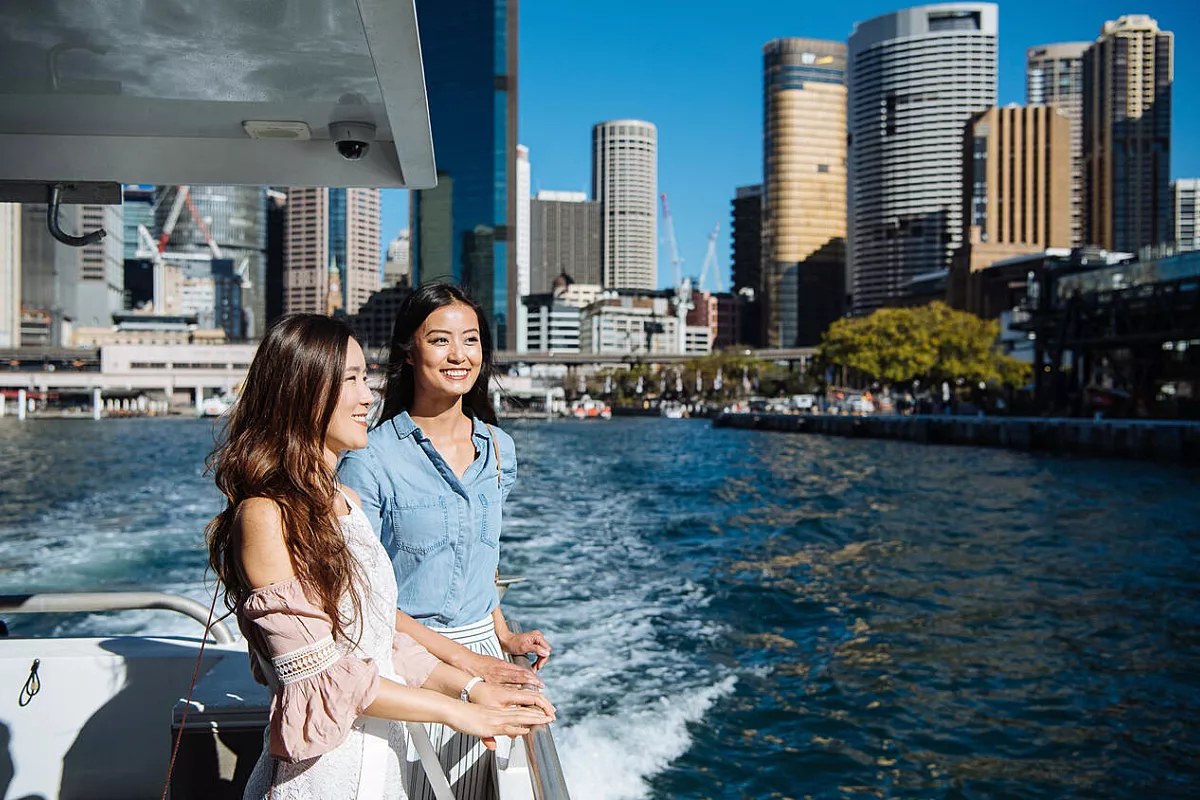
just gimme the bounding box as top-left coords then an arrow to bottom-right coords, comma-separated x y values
206,313 -> 362,642
376,282 -> 498,425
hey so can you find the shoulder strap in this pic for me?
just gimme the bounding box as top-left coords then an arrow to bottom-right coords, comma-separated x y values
483,423 -> 501,488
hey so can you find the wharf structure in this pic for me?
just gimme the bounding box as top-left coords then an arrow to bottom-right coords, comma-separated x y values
714,412 -> 1200,464
0,342 -> 818,420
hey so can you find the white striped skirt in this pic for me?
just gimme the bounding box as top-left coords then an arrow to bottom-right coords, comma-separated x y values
405,615 -> 502,800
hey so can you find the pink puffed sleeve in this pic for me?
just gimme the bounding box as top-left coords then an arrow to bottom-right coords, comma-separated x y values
391,631 -> 439,688
238,579 -> 381,763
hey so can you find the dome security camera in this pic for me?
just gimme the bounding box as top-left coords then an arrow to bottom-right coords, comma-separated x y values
330,121 -> 376,161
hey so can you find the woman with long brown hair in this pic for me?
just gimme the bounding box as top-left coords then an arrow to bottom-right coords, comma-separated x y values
206,313 -> 553,799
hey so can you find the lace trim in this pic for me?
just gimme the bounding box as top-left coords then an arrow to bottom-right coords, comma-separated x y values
271,635 -> 341,685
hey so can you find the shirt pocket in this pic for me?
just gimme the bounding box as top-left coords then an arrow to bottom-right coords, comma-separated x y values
478,493 -> 500,549
388,496 -> 451,556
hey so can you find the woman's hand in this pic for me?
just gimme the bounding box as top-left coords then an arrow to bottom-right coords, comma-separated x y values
445,704 -> 553,747
469,681 -> 556,719
499,629 -> 552,670
465,650 -> 544,688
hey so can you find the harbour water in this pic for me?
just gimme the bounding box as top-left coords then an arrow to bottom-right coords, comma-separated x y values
1,417 -> 1198,799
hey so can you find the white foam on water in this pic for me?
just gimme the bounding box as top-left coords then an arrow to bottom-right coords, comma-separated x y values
555,674 -> 737,800
502,493 -> 731,799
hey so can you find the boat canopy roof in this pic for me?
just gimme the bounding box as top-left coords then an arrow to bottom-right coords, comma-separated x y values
0,0 -> 436,194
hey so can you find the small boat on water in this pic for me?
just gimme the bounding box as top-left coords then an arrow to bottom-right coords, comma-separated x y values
0,2 -> 569,797
569,394 -> 612,420
198,394 -> 234,418
660,402 -> 688,419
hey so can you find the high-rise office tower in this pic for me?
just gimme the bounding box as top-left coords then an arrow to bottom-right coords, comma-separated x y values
0,203 -> 19,347
264,188 -> 287,327
951,105 -> 1072,312
731,185 -> 763,297
411,0 -> 518,347
530,191 -> 602,293
153,185 -> 266,335
383,230 -> 411,287
1026,43 -> 1089,247
121,185 -> 156,262
848,3 -> 998,314
592,119 -> 657,290
762,38 -> 847,347
283,188 -> 381,316
1083,15 -> 1173,254
1175,179 -> 1199,253
515,144 -> 531,352
731,184 -> 765,347
20,203 -> 123,345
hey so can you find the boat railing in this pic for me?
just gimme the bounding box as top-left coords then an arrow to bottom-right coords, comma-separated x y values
506,618 -> 571,800
0,591 -> 235,643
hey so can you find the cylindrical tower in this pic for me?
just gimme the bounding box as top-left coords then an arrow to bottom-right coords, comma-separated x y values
592,119 -> 657,290
762,38 -> 847,347
848,3 -> 998,315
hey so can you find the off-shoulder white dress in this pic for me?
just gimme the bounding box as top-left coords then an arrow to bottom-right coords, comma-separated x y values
238,492 -> 439,800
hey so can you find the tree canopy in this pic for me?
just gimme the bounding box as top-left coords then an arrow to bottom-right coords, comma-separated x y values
817,302 -> 1029,388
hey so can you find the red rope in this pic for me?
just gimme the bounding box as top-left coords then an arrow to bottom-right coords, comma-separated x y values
160,586 -> 222,800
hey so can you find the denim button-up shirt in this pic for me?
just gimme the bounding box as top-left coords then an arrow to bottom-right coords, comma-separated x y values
338,411 -> 517,627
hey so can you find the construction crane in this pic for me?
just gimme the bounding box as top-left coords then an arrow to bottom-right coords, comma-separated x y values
698,223 -> 723,292
659,192 -> 684,288
134,185 -> 249,312
660,192 -> 694,353
156,186 -> 222,259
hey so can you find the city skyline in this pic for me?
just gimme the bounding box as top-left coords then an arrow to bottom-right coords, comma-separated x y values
383,0 -> 1199,291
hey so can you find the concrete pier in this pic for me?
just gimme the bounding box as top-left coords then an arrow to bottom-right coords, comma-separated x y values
713,413 -> 1200,464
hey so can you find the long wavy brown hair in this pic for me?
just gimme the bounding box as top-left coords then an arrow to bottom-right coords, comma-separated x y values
205,313 -> 362,643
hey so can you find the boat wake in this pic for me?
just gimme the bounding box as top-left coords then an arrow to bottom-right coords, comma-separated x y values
555,674 -> 737,800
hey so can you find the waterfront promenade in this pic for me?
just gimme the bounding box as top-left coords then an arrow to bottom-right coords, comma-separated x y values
714,411 -> 1200,463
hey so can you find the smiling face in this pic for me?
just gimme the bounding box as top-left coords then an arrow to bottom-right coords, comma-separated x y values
323,338 -> 373,462
408,302 -> 483,404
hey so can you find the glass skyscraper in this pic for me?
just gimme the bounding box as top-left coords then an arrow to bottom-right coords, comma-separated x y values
411,0 -> 518,348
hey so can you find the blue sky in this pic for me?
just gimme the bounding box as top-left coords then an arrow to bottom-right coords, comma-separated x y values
382,0 -> 1197,288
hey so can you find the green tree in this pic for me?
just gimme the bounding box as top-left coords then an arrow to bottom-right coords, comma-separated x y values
817,302 -> 1029,388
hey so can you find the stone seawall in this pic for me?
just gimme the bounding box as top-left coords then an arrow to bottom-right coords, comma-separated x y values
712,413 -> 1200,464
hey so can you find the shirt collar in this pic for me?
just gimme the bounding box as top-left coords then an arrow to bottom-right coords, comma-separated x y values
390,410 -> 492,442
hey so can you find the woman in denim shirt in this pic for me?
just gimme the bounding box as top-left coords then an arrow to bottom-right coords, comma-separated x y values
339,284 -> 552,800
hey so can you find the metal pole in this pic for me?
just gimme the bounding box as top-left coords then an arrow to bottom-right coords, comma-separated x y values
0,591 -> 234,643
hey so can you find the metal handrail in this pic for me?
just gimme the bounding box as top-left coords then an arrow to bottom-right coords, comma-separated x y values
505,618 -> 571,800
0,591 -> 234,643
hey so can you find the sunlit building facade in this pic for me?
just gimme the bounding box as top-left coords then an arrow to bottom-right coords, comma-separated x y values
762,38 -> 846,346
283,187 -> 380,317
951,105 -> 1073,313
1082,15 -> 1173,253
1026,43 -> 1089,247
